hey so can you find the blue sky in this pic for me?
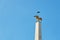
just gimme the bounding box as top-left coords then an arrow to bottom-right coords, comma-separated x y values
0,0 -> 60,40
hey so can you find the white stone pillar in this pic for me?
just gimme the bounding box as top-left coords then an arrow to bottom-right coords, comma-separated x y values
35,21 -> 42,40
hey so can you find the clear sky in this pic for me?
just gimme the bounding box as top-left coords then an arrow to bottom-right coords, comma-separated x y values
0,0 -> 60,40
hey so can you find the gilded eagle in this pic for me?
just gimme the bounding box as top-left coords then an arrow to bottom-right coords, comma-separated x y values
34,16 -> 42,21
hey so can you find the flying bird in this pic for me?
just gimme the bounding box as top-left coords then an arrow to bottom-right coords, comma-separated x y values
37,11 -> 40,13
